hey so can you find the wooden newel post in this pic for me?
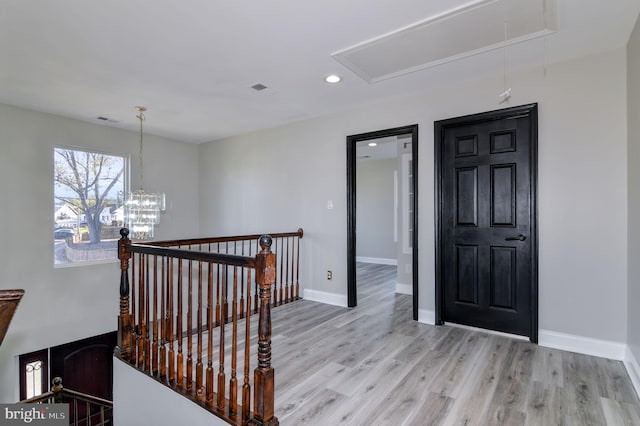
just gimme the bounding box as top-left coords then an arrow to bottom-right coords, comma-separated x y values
250,235 -> 279,426
52,377 -> 63,404
117,228 -> 133,361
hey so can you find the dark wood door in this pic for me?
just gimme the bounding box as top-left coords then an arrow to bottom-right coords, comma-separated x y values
435,104 -> 537,341
50,331 -> 116,425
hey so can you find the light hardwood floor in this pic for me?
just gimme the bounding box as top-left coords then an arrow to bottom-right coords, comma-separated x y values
269,263 -> 640,425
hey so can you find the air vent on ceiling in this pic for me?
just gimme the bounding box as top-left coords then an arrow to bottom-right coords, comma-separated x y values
96,116 -> 120,123
332,0 -> 556,83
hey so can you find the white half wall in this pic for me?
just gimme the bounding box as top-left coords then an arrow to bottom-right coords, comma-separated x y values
114,358 -> 227,426
199,48 -> 628,347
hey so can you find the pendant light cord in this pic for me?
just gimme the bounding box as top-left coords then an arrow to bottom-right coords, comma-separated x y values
136,109 -> 146,191
503,21 -> 508,94
543,0 -> 548,77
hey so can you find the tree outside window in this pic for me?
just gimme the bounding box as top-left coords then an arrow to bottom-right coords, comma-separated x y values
54,148 -> 125,265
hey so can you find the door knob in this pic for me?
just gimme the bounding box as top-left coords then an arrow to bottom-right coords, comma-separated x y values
505,234 -> 527,241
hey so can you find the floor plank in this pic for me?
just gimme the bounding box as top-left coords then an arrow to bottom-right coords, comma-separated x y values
184,262 -> 640,424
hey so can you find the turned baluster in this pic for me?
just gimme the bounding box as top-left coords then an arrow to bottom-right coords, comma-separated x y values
276,237 -> 282,307
285,236 -> 290,304
143,255 -> 151,371
251,235 -> 278,426
206,264 -> 215,407
137,253 -> 146,368
217,266 -> 227,410
152,256 -> 159,376
186,260 -> 193,392
159,256 -> 167,379
168,259 -> 175,385
177,259 -> 184,388
253,239 -> 259,315
229,266 -> 239,416
196,260 -> 204,398
242,267 -> 253,423
223,242 -> 230,323
216,243 -> 222,326
117,229 -> 132,361
240,241 -> 246,319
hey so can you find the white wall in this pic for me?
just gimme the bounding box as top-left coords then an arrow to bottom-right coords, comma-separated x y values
0,104 -> 200,402
113,358 -> 227,426
627,14 -> 640,390
356,158 -> 396,260
396,141 -> 413,292
199,48 -> 628,345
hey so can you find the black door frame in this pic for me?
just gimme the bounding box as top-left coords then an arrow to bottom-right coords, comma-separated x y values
347,124 -> 419,321
434,104 -> 538,342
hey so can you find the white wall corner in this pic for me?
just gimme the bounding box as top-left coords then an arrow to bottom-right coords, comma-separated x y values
303,289 -> 348,307
395,283 -> 413,295
538,329 -> 626,360
355,256 -> 397,265
418,309 -> 435,325
624,346 -> 640,399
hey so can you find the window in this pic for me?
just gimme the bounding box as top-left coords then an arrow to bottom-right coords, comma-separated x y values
19,349 -> 48,400
54,148 -> 125,266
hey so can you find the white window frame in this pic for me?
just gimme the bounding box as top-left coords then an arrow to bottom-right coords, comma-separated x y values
53,146 -> 128,267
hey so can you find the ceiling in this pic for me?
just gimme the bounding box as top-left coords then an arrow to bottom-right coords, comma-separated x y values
1,0 -> 639,144
356,136 -> 398,162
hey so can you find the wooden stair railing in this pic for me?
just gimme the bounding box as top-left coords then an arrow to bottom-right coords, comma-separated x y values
117,229 -> 293,426
0,289 -> 25,347
20,377 -> 113,426
145,228 -> 304,314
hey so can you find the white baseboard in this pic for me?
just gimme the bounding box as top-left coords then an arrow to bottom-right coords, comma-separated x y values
418,309 -> 435,325
395,283 -> 412,295
303,289 -> 347,307
355,256 -> 397,265
538,329 -> 626,360
624,346 -> 640,399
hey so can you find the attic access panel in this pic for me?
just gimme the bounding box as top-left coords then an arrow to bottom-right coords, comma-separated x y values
332,0 -> 556,83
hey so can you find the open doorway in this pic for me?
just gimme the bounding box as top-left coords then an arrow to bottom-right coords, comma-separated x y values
346,124 -> 418,320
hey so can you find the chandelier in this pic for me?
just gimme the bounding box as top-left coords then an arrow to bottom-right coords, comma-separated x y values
124,107 -> 165,240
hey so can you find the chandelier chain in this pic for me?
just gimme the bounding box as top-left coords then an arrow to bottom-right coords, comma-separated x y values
137,110 -> 146,191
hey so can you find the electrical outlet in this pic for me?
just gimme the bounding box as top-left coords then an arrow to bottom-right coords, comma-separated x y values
327,270 -> 333,280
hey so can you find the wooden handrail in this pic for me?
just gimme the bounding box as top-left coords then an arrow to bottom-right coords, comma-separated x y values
0,289 -> 25,347
19,377 -> 113,426
128,244 -> 256,267
20,377 -> 113,407
117,228 -> 286,426
143,228 -> 303,248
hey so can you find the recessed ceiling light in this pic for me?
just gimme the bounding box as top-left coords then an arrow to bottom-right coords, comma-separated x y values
324,74 -> 342,84
368,142 -> 377,147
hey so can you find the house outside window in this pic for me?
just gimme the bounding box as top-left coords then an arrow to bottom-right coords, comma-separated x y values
54,147 -> 126,266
